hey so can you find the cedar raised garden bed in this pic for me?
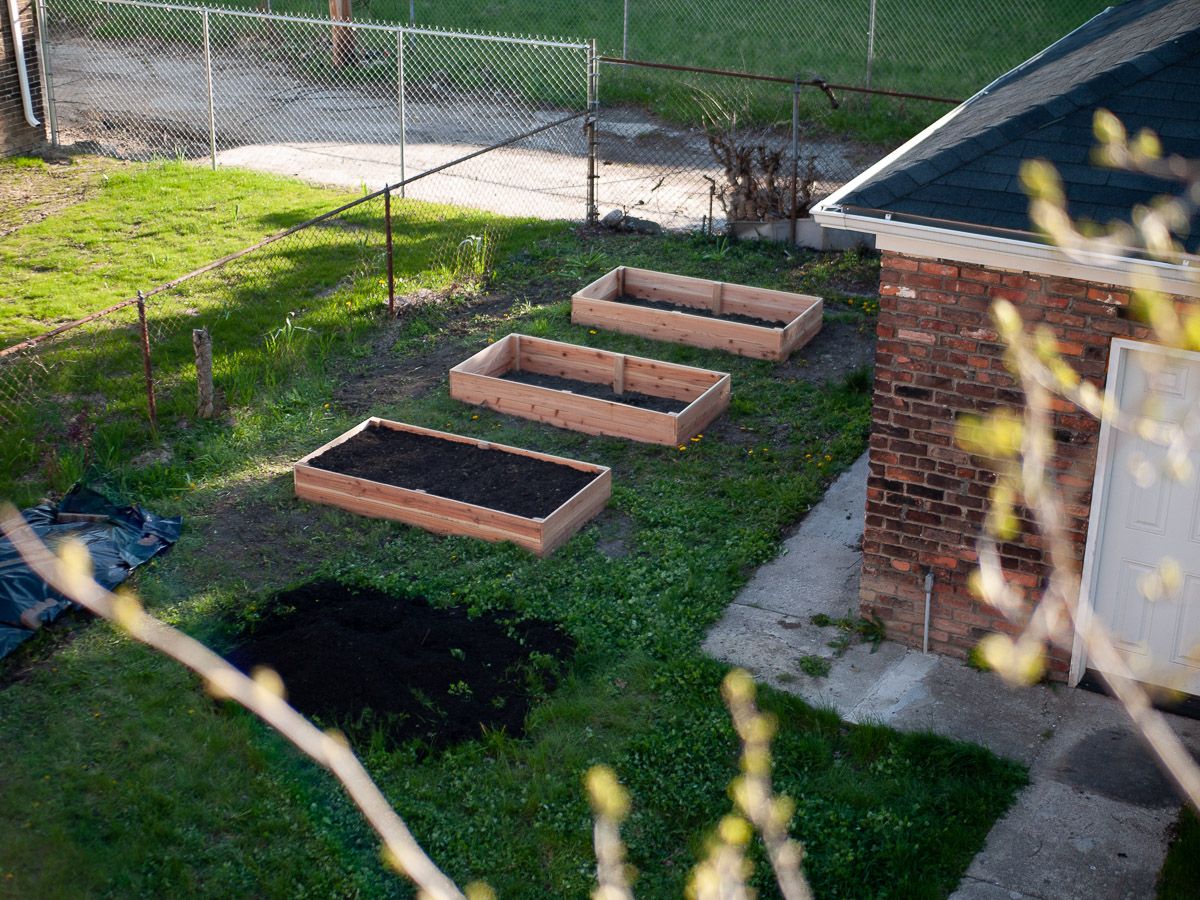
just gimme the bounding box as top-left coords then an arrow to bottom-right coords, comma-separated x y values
572,266 -> 823,361
449,334 -> 731,445
294,418 -> 611,556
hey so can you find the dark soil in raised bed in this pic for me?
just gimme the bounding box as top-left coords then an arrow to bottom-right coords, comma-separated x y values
500,370 -> 688,414
612,293 -> 787,327
307,425 -> 597,518
226,580 -> 574,751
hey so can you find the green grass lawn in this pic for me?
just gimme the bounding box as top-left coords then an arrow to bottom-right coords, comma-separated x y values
0,157 -> 363,345
0,162 -> 1026,896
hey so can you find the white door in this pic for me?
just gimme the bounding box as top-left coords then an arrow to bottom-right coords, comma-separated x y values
1078,339 -> 1200,695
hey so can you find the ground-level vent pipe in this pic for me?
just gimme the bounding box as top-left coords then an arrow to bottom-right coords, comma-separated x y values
922,569 -> 934,654
6,0 -> 41,127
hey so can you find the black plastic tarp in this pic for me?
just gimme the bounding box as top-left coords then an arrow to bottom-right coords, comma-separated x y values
0,485 -> 181,659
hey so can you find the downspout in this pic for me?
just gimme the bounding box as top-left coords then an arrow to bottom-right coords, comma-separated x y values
922,569 -> 934,654
6,0 -> 42,127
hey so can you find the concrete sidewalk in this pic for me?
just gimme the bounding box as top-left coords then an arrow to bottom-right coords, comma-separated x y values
703,454 -> 1200,900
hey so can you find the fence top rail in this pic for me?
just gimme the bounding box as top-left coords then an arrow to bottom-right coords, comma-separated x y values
90,0 -> 591,49
599,56 -> 962,105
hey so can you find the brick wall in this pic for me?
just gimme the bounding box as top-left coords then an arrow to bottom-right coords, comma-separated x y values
863,251 -> 1155,679
1,0 -> 46,156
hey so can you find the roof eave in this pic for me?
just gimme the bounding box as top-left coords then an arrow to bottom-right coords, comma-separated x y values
811,205 -> 1200,299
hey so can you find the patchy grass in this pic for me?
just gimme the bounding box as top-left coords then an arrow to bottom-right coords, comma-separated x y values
0,171 -> 1026,896
1158,806 -> 1200,900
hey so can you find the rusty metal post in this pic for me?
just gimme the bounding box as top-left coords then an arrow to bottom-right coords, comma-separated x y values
384,186 -> 395,316
136,291 -> 157,431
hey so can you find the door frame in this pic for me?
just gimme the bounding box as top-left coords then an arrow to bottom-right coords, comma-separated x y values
1071,337 -> 1200,688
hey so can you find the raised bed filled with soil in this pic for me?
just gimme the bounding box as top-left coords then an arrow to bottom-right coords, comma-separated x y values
294,418 -> 611,556
572,266 -> 823,361
449,333 -> 731,445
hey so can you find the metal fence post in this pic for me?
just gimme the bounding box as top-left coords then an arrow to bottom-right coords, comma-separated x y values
622,0 -> 629,59
866,0 -> 877,91
136,291 -> 158,431
384,186 -> 396,316
396,27 -> 407,197
408,0 -> 414,22
34,0 -> 59,145
202,9 -> 217,170
790,79 -> 800,245
586,39 -> 598,225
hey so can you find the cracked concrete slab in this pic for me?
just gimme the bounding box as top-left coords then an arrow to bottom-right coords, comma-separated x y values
703,452 -> 1200,900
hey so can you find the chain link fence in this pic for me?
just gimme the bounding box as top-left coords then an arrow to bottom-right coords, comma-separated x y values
38,0 -> 917,232
42,0 -> 592,219
593,60 -> 903,231
164,0 -> 1109,100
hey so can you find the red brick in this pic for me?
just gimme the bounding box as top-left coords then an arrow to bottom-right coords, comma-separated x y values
919,261 -> 960,277
861,257 -> 1195,679
885,256 -> 920,273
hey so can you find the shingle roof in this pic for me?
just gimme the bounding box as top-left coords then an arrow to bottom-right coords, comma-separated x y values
829,0 -> 1200,252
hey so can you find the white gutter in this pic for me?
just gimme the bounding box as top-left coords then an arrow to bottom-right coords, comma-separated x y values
6,0 -> 41,127
812,207 -> 1199,299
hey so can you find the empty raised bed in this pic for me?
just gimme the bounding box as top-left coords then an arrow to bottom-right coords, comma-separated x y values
449,334 -> 730,445
572,266 -> 823,361
294,418 -> 611,556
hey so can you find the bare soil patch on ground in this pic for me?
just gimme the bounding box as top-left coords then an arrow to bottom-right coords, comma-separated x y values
226,579 -> 574,750
0,152 -> 126,237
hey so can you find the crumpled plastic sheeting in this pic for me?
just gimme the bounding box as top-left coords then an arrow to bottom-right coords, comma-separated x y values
0,485 -> 182,660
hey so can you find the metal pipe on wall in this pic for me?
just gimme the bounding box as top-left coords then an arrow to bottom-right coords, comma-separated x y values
6,0 -> 42,127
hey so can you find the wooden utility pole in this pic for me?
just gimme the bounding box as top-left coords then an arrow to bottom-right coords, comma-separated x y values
329,0 -> 356,67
